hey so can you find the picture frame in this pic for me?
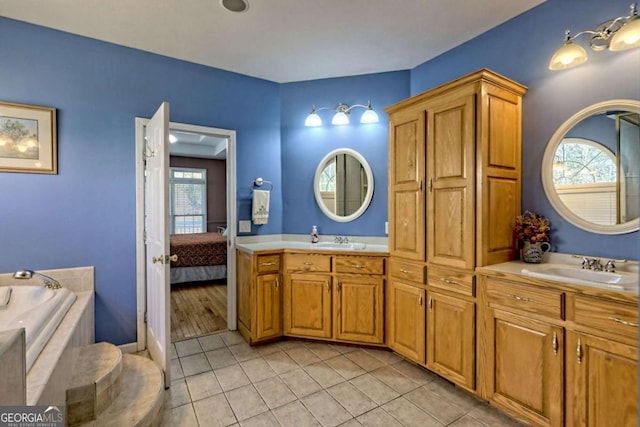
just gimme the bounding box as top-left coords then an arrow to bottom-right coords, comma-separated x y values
0,101 -> 57,174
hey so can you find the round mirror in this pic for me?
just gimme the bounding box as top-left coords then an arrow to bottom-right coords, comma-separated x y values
313,148 -> 374,222
542,99 -> 640,234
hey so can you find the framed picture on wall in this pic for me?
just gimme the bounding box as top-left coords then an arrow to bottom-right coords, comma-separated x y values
0,101 -> 57,174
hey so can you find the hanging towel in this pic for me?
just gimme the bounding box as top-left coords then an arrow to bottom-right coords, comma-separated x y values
0,287 -> 12,308
252,189 -> 270,225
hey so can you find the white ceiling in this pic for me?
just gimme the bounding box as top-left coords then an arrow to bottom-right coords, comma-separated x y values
0,0 -> 545,83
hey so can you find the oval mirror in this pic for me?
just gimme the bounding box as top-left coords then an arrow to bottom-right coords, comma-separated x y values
313,148 -> 374,222
542,99 -> 640,234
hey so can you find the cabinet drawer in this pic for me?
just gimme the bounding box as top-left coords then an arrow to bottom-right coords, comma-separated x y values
573,295 -> 638,341
428,266 -> 474,297
389,258 -> 426,284
335,256 -> 385,275
256,254 -> 281,273
285,253 -> 331,272
487,279 -> 564,320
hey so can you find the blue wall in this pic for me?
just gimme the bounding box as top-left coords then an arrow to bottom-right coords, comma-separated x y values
1,0 -> 639,345
280,72 -> 409,237
410,0 -> 640,259
0,17 -> 282,345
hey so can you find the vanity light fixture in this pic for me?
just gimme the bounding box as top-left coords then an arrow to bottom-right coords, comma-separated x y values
549,2 -> 640,70
304,101 -> 379,127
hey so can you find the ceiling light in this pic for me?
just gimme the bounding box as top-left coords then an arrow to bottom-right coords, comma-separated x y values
549,2 -> 640,70
221,0 -> 249,13
304,101 -> 380,127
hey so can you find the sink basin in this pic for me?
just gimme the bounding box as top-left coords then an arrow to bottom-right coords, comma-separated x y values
312,242 -> 366,250
521,264 -> 638,291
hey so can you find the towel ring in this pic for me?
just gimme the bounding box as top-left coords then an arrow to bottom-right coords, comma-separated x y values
252,177 -> 273,191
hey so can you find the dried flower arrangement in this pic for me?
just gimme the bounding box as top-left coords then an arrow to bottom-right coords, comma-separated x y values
514,210 -> 550,243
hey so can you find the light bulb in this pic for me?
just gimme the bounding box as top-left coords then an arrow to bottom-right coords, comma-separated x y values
332,111 -> 350,125
305,111 -> 322,127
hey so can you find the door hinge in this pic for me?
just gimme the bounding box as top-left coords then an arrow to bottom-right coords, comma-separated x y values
144,311 -> 148,324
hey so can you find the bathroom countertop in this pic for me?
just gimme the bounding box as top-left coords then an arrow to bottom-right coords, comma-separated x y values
236,240 -> 389,255
477,254 -> 639,303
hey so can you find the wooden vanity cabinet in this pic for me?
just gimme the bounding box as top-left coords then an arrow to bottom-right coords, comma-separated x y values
334,256 -> 385,344
426,266 -> 476,390
283,252 -> 386,345
283,253 -> 332,339
479,274 -> 565,427
386,258 -> 426,364
565,294 -> 638,427
237,250 -> 282,344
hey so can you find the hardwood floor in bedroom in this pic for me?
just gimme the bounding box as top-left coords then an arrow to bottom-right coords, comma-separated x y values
171,280 -> 227,342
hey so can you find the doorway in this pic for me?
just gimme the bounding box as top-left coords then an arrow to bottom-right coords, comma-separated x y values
135,118 -> 237,352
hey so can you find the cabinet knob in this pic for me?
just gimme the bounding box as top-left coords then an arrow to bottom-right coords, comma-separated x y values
418,295 -> 423,307
441,278 -> 458,285
428,297 -> 433,311
552,332 -> 558,356
275,278 -> 279,290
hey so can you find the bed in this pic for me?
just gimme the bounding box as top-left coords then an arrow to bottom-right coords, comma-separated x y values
169,232 -> 227,284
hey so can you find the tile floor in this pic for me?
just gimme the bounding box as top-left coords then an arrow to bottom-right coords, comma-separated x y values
162,331 -> 527,427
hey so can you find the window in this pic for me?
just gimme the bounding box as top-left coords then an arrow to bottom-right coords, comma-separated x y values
170,167 -> 207,234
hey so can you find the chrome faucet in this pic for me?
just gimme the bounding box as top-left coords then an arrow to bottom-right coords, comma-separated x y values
333,236 -> 349,244
605,260 -> 616,273
13,270 -> 62,289
586,258 -> 603,271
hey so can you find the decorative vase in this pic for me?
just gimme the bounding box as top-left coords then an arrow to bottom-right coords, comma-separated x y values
521,241 -> 551,263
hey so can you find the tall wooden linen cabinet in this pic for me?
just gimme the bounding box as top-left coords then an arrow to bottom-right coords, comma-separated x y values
385,69 -> 527,391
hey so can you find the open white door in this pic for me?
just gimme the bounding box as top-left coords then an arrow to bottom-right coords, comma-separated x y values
144,102 -> 171,387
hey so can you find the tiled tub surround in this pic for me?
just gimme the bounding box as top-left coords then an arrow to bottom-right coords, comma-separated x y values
164,331 -> 525,426
0,328 -> 26,405
0,267 -> 95,405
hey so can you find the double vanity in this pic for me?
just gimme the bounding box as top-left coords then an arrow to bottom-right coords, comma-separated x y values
236,242 -> 638,427
236,69 -> 639,426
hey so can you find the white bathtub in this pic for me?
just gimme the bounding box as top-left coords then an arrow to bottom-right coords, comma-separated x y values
0,285 -> 76,371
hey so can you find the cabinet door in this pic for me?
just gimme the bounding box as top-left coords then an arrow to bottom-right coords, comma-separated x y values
426,290 -> 475,389
236,250 -> 253,340
388,109 -> 426,261
284,273 -> 332,339
386,280 -> 425,364
426,94 -> 475,270
487,309 -> 563,427
334,275 -> 384,344
566,331 -> 638,427
255,273 -> 282,341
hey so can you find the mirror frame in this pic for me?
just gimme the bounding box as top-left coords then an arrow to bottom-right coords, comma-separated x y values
313,148 -> 374,222
541,99 -> 640,235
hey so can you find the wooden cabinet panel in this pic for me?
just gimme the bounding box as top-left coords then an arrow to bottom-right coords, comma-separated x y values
484,178 -> 518,265
256,254 -> 281,273
388,258 -> 426,284
334,256 -> 384,275
487,278 -> 564,320
284,273 -> 332,338
334,275 -> 384,344
426,290 -> 475,389
236,250 -> 253,339
566,331 -> 638,427
386,280 -> 425,364
487,310 -> 564,427
255,273 -> 281,340
388,110 -> 425,261
426,94 -> 476,270
428,265 -> 474,297
573,295 -> 638,342
285,253 -> 331,273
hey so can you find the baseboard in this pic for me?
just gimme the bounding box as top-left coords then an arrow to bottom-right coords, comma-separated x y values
118,342 -> 139,354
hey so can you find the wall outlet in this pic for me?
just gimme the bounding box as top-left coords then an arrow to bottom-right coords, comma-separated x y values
385,221 -> 388,235
239,220 -> 251,233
